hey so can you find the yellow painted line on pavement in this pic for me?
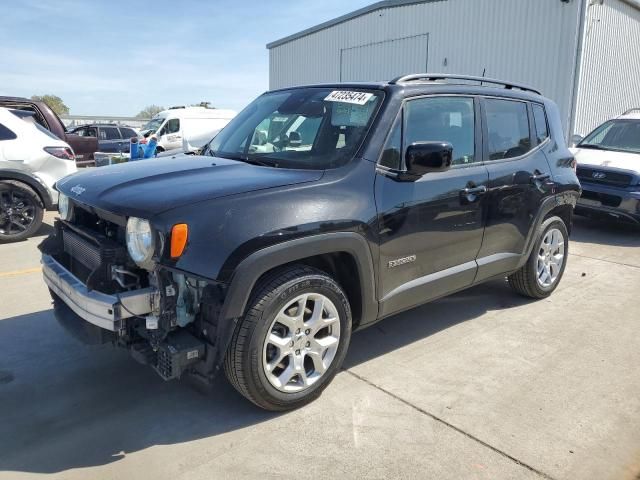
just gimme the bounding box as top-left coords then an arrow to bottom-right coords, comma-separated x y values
0,266 -> 42,278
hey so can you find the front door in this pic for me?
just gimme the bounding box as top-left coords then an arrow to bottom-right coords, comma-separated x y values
375,96 -> 489,317
158,118 -> 182,150
475,97 -> 554,282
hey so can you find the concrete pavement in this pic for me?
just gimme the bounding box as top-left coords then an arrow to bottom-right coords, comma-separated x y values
0,213 -> 639,480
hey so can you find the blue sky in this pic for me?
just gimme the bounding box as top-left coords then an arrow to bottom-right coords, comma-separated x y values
1,0 -> 373,116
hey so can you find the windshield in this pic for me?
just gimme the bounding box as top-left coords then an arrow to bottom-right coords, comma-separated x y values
579,119 -> 640,154
208,87 -> 383,169
140,117 -> 165,133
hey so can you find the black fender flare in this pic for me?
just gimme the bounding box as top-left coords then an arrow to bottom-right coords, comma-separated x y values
518,190 -> 579,269
210,232 -> 379,370
0,169 -> 54,210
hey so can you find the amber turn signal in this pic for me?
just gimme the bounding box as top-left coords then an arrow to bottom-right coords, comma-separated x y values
170,223 -> 188,258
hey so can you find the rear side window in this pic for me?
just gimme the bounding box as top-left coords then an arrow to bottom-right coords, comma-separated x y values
532,104 -> 549,144
0,123 -> 17,140
379,114 -> 402,170
404,96 -> 476,165
485,99 -> 532,160
119,127 -> 137,138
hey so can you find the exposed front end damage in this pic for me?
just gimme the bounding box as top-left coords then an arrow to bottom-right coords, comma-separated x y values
39,213 -> 228,384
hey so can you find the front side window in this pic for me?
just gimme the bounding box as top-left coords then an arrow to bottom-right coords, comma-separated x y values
208,87 -> 383,169
119,127 -> 137,138
532,104 -> 549,145
164,119 -> 180,135
485,99 -> 532,160
404,97 -> 476,166
579,120 -> 640,154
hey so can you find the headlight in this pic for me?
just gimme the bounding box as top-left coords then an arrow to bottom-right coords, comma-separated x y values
126,217 -> 155,269
58,193 -> 71,220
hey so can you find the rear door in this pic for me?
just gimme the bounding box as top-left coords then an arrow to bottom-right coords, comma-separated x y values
375,95 -> 489,317
475,97 -> 554,282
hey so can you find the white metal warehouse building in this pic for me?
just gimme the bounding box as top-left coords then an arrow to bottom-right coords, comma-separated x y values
267,0 -> 640,139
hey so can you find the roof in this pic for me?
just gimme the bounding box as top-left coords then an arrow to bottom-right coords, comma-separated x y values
266,0 -> 444,49
268,79 -> 545,104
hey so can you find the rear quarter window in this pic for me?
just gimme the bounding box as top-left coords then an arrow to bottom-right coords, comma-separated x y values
532,104 -> 549,144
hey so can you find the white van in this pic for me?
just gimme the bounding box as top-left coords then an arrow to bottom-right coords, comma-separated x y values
139,106 -> 236,152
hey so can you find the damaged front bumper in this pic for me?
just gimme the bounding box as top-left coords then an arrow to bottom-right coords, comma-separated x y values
42,253 -> 155,332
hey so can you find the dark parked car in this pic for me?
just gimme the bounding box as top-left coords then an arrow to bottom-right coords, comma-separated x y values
69,124 -> 138,154
40,74 -> 580,411
0,96 -> 98,166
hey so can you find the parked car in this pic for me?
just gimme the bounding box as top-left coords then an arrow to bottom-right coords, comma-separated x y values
41,74 -> 580,410
69,124 -> 138,154
0,107 -> 77,242
0,96 -> 98,166
572,108 -> 640,224
139,106 -> 236,153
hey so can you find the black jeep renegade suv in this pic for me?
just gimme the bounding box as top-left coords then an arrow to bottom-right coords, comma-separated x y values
40,74 -> 581,411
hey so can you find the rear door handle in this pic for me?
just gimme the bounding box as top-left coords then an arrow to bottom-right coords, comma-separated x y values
531,173 -> 551,183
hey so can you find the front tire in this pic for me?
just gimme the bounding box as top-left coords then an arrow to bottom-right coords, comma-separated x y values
0,180 -> 44,243
224,265 -> 352,411
508,216 -> 569,298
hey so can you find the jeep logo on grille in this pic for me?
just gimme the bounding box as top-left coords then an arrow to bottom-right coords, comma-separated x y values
592,171 -> 606,180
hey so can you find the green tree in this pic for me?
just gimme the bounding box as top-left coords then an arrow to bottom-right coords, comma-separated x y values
136,105 -> 165,119
30,94 -> 69,116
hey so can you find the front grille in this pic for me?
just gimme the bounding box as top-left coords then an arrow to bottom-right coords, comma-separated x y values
577,167 -> 634,187
581,190 -> 622,207
63,229 -> 102,270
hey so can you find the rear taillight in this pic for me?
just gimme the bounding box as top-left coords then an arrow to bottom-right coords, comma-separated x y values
44,146 -> 75,161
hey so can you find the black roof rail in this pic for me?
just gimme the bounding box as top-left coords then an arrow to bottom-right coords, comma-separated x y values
389,73 -> 542,95
622,107 -> 640,115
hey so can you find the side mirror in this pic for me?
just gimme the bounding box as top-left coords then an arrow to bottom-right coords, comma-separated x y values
571,134 -> 584,147
405,142 -> 453,177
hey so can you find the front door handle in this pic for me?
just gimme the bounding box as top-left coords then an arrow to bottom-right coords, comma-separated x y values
462,185 -> 488,196
460,185 -> 487,204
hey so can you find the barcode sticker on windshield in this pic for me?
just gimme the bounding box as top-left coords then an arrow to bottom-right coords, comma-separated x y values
325,91 -> 374,105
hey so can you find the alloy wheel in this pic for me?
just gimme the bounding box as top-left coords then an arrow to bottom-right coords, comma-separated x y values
0,187 -> 37,237
262,293 -> 341,393
536,228 -> 565,288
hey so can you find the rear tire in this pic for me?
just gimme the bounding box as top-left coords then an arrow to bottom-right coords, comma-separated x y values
508,216 -> 569,299
0,180 -> 44,243
224,265 -> 352,411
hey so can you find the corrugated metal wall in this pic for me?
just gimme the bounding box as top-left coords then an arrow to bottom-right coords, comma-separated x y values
574,0 -> 640,136
340,34 -> 429,82
269,0 -> 583,133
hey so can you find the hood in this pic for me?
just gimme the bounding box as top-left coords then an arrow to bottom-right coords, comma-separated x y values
56,155 -> 323,217
571,147 -> 640,173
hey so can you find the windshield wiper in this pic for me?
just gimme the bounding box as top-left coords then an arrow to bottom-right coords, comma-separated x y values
212,151 -> 278,167
578,144 -> 606,151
